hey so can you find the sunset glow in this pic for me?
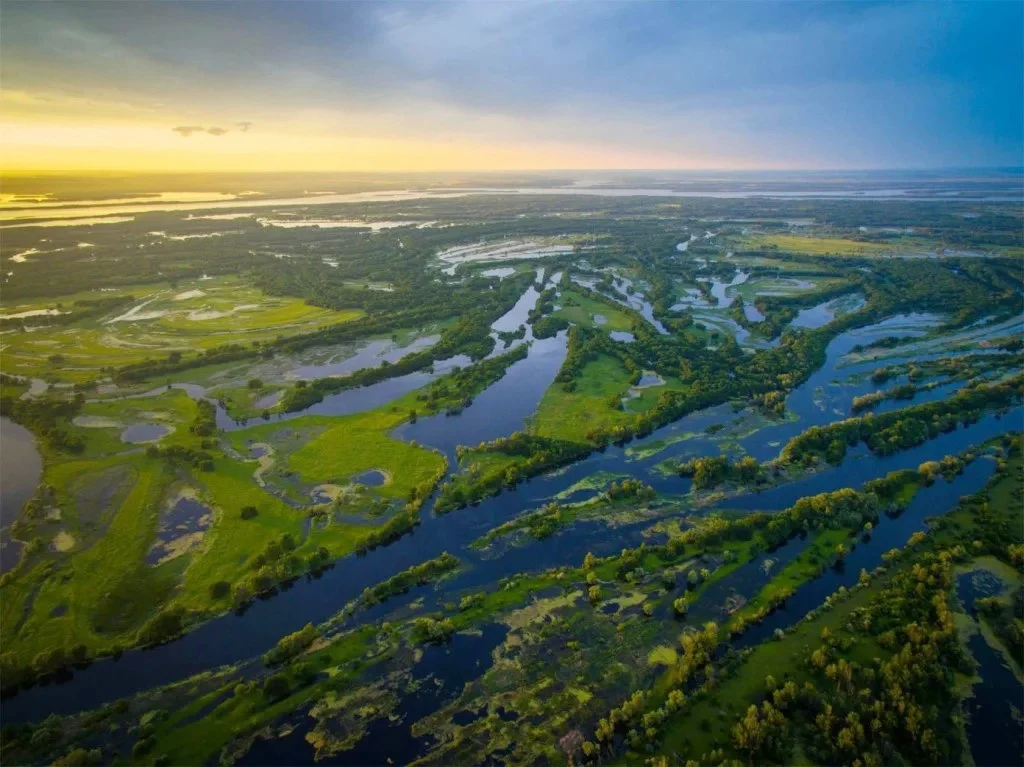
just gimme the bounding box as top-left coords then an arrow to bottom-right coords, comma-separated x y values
3,1 -> 1021,172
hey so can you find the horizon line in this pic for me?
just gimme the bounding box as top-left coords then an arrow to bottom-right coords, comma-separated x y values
3,166 -> 1022,177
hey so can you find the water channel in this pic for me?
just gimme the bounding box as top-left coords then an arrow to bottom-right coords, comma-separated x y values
1,306 -> 1019,732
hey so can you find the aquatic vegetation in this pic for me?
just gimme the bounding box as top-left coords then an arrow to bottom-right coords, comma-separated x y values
1,189 -> 1021,767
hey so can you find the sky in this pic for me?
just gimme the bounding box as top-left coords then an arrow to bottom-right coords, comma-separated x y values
1,0 -> 1022,173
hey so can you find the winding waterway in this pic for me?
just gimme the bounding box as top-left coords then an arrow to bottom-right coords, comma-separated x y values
0,417 -> 41,572
3,305 -> 1019,726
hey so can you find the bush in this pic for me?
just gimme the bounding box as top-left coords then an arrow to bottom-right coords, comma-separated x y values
240,506 -> 259,520
53,749 -> 104,767
209,581 -> 231,599
263,623 -> 320,666
137,608 -> 185,646
131,737 -> 155,759
263,673 -> 291,701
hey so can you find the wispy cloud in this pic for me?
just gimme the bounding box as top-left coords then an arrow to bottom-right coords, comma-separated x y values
5,1 -> 1023,168
171,123 -> 251,137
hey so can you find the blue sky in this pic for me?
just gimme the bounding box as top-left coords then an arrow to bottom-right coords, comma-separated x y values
2,1 -> 1021,170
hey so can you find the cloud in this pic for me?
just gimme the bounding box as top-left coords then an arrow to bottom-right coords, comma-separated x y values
172,124 -> 247,137
8,2 -> 1023,167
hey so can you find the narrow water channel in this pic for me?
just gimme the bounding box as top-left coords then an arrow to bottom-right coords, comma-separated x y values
0,416 -> 42,572
1,312 -> 1019,723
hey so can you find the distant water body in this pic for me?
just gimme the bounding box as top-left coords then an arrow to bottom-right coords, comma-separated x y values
2,175 -> 1021,225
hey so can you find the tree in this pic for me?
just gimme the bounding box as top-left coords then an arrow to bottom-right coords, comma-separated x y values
263,673 -> 291,700
53,749 -> 103,767
732,705 -> 767,761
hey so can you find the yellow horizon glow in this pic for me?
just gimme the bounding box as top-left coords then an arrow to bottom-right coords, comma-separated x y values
1,125 -> 756,173
0,91 -> 776,173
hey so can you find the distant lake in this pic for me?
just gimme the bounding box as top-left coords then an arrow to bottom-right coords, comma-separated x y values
3,179 -> 1020,225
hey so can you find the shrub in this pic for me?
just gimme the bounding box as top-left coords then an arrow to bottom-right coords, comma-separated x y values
263,673 -> 291,701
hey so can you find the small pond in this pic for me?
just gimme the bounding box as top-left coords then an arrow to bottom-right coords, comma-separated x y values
480,267 -> 516,279
353,470 -> 387,487
146,493 -> 214,565
635,372 -> 664,388
121,423 -> 172,443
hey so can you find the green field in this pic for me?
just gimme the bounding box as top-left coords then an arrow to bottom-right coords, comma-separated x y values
529,354 -> 687,442
0,275 -> 361,383
744,233 -> 894,255
552,289 -> 637,332
230,400 -> 447,502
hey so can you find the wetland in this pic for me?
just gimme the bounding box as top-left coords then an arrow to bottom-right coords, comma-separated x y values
0,175 -> 1021,766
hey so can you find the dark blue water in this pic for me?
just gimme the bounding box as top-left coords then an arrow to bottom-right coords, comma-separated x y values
393,333 -> 567,463
490,285 -> 540,334
789,294 -> 866,330
956,570 -> 1024,767
735,458 -> 997,648
145,496 -> 213,565
120,422 -> 171,443
2,312 -> 1018,724
352,470 -> 387,488
238,623 -> 509,766
288,335 -> 440,380
726,408 -> 1020,513
0,416 -> 39,572
962,632 -> 1023,767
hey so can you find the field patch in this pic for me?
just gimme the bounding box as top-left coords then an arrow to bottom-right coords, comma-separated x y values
745,233 -> 894,255
0,275 -> 361,383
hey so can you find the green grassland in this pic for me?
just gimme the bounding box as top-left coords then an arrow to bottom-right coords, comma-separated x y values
727,275 -> 851,303
743,233 -> 897,255
0,275 -> 361,383
530,354 -> 636,441
725,254 -> 832,272
228,398 -> 446,502
552,289 -> 637,332
4,439 -> 1019,767
0,384 -> 444,671
530,354 -> 686,442
207,384 -> 285,420
1,329 -> 547,670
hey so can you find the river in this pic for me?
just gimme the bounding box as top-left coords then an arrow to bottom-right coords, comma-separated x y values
3,303 -> 1019,725
0,416 -> 42,572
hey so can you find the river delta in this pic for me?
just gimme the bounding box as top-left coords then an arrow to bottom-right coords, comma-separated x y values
0,176 -> 1021,766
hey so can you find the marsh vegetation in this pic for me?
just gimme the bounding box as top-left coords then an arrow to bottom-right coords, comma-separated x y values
0,179 -> 1021,766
